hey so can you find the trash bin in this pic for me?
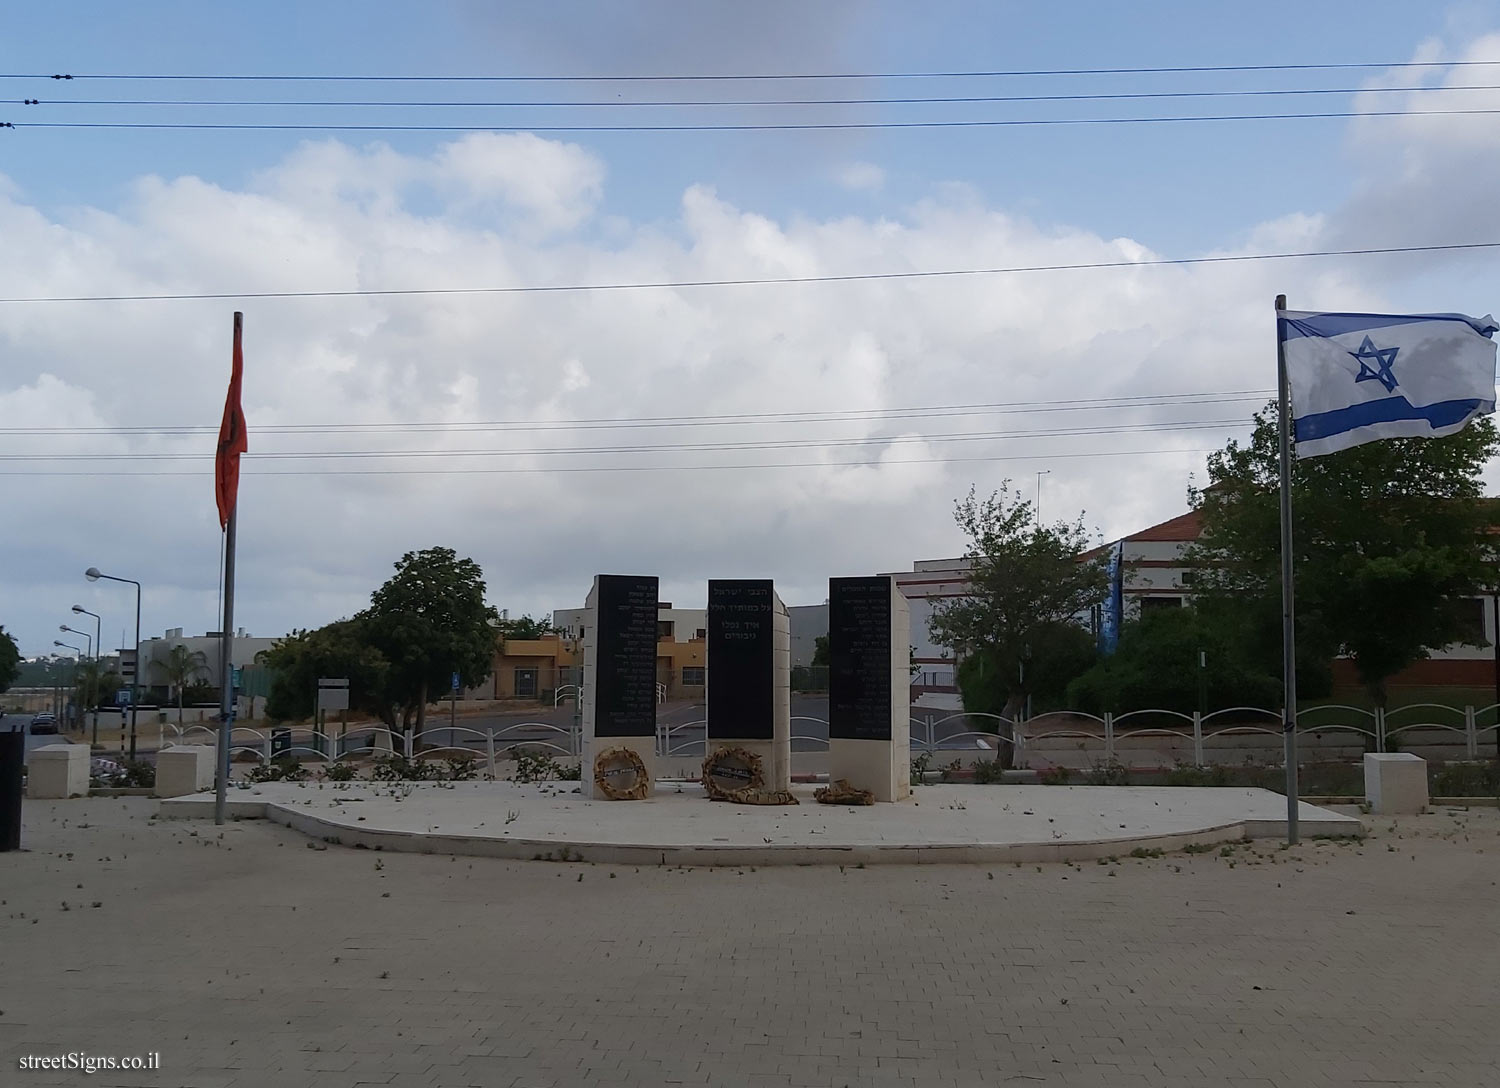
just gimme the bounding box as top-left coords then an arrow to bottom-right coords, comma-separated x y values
272,728 -> 291,757
0,722 -> 24,852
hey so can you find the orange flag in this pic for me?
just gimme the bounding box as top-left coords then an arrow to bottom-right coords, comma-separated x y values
215,312 -> 247,529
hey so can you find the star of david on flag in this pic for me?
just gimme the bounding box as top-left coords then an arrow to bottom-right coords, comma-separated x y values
1279,310 -> 1498,457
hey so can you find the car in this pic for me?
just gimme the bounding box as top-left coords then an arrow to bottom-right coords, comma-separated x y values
29,712 -> 58,735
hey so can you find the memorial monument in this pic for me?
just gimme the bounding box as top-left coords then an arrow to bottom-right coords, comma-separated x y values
581,574 -> 659,800
828,575 -> 911,802
705,579 -> 791,794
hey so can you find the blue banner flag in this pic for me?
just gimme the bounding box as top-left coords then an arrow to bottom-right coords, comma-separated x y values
1280,310 -> 1498,458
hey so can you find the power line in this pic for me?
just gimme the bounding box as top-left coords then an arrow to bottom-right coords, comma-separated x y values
9,106 -> 1500,133
0,419 -> 1247,462
10,60 -> 1500,82
15,83 -> 1500,108
1,241 -> 1494,306
0,390 -> 1274,436
0,446 -> 1226,477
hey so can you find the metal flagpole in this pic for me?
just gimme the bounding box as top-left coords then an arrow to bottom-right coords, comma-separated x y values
214,312 -> 242,826
1275,294 -> 1300,845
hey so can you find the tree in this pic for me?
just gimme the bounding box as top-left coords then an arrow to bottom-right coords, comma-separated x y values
500,613 -> 554,641
1065,606 -> 1280,716
361,547 -> 500,740
1193,404 -> 1499,708
929,484 -> 1107,765
262,620 -> 392,726
161,644 -> 210,726
0,626 -> 18,693
811,635 -> 830,668
960,620 -> 1097,719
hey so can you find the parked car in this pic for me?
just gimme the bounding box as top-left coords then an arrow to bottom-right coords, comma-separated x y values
29,712 -> 58,735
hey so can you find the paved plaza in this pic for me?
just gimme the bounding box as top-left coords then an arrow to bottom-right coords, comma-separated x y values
3,796 -> 1499,1087
160,781 -> 1359,865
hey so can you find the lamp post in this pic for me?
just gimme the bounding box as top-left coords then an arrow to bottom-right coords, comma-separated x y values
1035,469 -> 1051,526
71,606 -> 102,746
59,626 -> 92,738
85,568 -> 141,761
53,641 -> 83,731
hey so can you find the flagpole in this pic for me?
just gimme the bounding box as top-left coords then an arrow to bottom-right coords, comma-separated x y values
1275,294 -> 1300,845
214,312 -> 242,826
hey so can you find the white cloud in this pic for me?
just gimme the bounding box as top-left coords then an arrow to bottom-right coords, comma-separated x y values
2,85 -> 1499,655
835,162 -> 886,192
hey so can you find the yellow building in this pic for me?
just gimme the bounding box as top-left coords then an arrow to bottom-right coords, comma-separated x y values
489,634 -> 707,703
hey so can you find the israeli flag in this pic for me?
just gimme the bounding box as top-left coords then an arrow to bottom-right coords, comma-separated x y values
1281,310 -> 1498,458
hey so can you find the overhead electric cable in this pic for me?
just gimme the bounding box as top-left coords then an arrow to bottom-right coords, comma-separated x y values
0,242 -> 1493,306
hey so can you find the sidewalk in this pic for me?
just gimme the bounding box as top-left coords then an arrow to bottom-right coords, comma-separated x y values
3,798 -> 1499,1086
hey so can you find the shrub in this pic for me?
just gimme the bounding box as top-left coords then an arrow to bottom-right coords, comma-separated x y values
910,752 -> 932,786
555,761 -> 582,782
321,761 -> 358,782
94,759 -> 155,789
444,752 -> 480,781
1432,760 -> 1500,798
1083,758 -> 1129,786
247,756 -> 309,783
1037,765 -> 1072,786
972,759 -> 1005,784
509,746 -> 565,783
1164,761 -> 1232,787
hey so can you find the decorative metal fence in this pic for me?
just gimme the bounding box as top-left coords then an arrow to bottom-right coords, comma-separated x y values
162,702 -> 1500,775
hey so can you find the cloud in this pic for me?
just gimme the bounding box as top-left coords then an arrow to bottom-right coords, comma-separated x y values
835,162 -> 886,192
3,68 -> 1500,657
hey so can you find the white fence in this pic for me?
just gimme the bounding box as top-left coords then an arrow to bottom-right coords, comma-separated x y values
162,702 -> 1500,773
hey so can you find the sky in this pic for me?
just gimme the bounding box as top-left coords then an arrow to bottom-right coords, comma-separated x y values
4,1 -> 1500,658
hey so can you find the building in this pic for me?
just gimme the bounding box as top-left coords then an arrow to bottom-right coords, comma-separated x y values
135,627 -> 280,699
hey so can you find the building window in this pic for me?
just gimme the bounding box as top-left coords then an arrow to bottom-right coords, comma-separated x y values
695,628 -> 707,640
682,667 -> 706,686
1180,570 -> 1197,585
1139,596 -> 1183,613
658,620 -> 675,641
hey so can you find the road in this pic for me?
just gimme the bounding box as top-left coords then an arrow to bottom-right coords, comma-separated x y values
413,696 -> 995,755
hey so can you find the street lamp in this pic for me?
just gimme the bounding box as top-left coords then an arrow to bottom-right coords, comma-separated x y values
53,641 -> 83,732
71,605 -> 103,746
85,567 -> 142,761
59,625 -> 92,661
1035,469 -> 1051,526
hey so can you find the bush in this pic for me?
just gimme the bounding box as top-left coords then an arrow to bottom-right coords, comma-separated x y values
444,752 -> 480,781
508,746 -> 566,783
1083,758 -> 1129,786
247,756 -> 309,783
321,761 -> 358,782
972,759 -> 1005,784
1431,760 -> 1500,797
1164,761 -> 1232,787
1037,765 -> 1072,786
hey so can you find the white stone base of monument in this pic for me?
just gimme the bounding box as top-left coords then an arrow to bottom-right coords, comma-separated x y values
154,745 -> 216,797
1364,752 -> 1428,815
27,743 -> 90,799
707,739 -> 788,792
829,738 -> 912,803
584,737 -> 657,801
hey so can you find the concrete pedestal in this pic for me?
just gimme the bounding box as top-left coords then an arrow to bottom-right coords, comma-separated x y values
1364,752 -> 1428,815
155,745 -> 215,797
27,743 -> 90,799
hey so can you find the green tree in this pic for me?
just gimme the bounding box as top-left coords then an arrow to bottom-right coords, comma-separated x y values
262,620 -> 392,726
500,613 -> 554,641
811,635 -> 830,668
929,484 -> 1107,765
0,626 -> 18,693
960,620 -> 1097,719
160,644 -> 210,726
1065,606 -> 1281,716
361,547 -> 500,741
1192,405 -> 1499,708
